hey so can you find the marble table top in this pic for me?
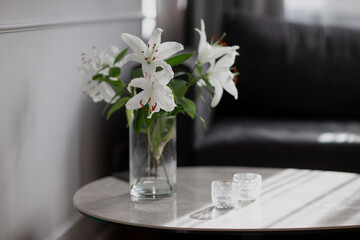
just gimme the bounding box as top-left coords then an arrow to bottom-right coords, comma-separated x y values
73,167 -> 360,233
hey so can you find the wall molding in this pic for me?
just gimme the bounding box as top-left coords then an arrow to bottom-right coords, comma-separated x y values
0,11 -> 143,34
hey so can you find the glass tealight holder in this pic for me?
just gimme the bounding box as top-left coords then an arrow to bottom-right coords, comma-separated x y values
233,173 -> 262,202
211,180 -> 237,209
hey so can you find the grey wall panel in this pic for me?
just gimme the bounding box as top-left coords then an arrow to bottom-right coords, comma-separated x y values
0,1 -> 142,239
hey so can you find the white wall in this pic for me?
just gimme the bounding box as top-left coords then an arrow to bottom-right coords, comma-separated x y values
0,1 -> 142,239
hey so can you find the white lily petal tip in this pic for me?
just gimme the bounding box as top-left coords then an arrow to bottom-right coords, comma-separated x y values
155,28 -> 164,33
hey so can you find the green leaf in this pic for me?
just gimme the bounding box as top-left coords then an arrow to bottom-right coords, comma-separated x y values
197,115 -> 207,128
132,67 -> 143,78
144,114 -> 154,128
114,48 -> 128,64
179,97 -> 196,119
166,52 -> 195,67
177,96 -> 207,128
174,71 -> 189,78
105,78 -> 124,87
106,97 -> 130,120
109,67 -> 121,77
133,108 -> 147,135
188,75 -> 198,86
169,79 -> 188,98
92,73 -> 104,81
196,65 -> 203,76
169,107 -> 182,116
102,94 -> 119,116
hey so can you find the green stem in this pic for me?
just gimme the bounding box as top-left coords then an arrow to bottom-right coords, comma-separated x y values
148,133 -> 151,180
191,63 -> 198,75
149,118 -> 175,191
188,63 -> 198,86
130,155 -> 148,190
160,154 -> 173,191
155,156 -> 158,179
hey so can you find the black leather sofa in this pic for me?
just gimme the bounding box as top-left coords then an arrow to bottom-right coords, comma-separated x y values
193,12 -> 360,173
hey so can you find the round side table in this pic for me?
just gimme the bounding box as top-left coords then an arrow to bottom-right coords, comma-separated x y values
74,167 -> 360,237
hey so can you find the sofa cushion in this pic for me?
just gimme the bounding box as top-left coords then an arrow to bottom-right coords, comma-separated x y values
195,119 -> 360,173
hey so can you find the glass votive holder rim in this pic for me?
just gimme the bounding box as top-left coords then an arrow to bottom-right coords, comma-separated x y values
212,179 -> 234,185
233,173 -> 262,182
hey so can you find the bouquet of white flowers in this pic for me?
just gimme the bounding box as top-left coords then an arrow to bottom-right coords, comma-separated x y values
78,19 -> 239,198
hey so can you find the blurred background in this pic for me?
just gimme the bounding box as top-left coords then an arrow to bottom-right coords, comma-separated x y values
1,0 -> 360,239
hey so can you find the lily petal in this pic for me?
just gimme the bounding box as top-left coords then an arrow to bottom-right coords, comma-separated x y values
155,60 -> 174,78
107,45 -> 120,55
207,59 -> 216,71
142,61 -> 156,76
125,89 -> 151,110
157,42 -> 184,60
222,78 -> 238,100
98,82 -> 118,103
209,67 -> 230,80
87,83 -> 99,98
209,77 -> 224,107
199,45 -> 238,64
216,50 -> 238,68
92,94 -> 103,103
147,101 -> 161,118
153,85 -> 176,112
121,33 -> 147,55
148,28 -> 163,50
154,70 -> 172,86
119,53 -> 146,67
197,79 -> 206,87
195,19 -> 207,55
127,77 -> 149,92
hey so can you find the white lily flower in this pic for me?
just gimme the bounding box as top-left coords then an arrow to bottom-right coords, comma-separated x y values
125,70 -> 176,118
78,64 -> 118,103
78,45 -> 120,103
195,19 -> 239,64
86,45 -> 120,68
119,28 -> 183,78
206,51 -> 239,107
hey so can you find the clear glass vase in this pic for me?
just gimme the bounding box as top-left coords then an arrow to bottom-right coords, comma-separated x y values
129,115 -> 177,199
